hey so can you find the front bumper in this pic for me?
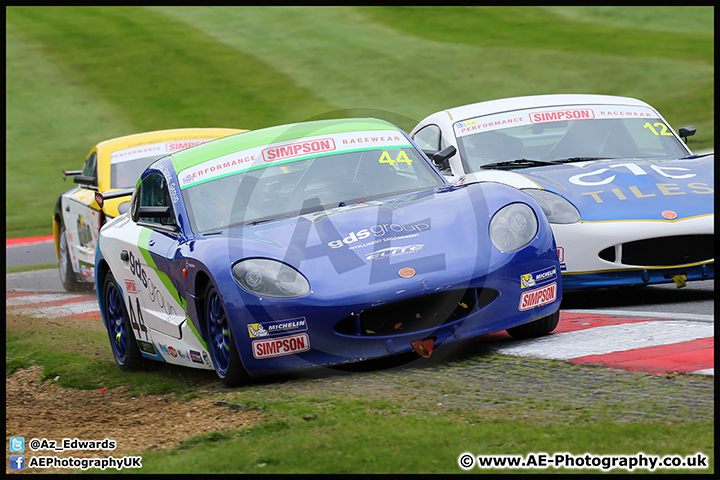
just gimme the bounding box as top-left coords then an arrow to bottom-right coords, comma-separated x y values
553,215 -> 714,290
230,256 -> 562,378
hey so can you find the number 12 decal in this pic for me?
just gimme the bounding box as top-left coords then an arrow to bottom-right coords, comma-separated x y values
643,122 -> 673,136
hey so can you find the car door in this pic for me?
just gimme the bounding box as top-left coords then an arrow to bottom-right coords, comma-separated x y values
121,171 -> 186,340
62,150 -> 102,280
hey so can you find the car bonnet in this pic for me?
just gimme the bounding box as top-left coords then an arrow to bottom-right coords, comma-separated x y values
512,155 -> 714,222
197,182 -> 527,300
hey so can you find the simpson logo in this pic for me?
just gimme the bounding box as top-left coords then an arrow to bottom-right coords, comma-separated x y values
252,333 -> 310,359
165,139 -> 211,152
529,109 -> 595,124
262,138 -> 336,162
247,317 -> 308,338
519,283 -> 557,311
520,266 -> 558,289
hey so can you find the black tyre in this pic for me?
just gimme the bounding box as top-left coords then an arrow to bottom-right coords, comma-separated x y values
58,223 -> 87,292
205,283 -> 250,387
103,271 -> 144,370
506,310 -> 560,339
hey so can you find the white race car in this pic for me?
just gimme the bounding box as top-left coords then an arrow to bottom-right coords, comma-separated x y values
411,94 -> 714,290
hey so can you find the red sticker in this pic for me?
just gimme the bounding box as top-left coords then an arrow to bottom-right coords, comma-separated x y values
519,283 -> 557,310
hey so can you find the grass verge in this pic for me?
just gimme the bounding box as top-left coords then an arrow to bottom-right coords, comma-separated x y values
5,310 -> 714,474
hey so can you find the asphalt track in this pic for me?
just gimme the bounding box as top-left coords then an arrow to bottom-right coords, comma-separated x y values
6,235 -> 715,377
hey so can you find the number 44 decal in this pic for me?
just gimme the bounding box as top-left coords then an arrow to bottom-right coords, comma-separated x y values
128,296 -> 149,341
379,150 -> 413,166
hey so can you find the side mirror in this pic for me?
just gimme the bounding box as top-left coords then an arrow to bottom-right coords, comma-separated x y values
678,126 -> 696,144
428,145 -> 457,170
73,175 -> 97,186
432,145 -> 457,163
62,170 -> 82,182
138,206 -> 172,218
137,205 -> 178,233
96,188 -> 135,208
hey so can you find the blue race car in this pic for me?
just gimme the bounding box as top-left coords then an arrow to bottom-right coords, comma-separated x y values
95,118 -> 561,386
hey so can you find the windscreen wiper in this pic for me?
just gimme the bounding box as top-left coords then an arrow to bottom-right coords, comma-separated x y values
481,158 -> 560,170
247,217 -> 276,226
552,156 -> 614,163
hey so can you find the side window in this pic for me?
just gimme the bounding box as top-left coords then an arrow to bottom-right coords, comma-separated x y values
133,173 -> 176,228
82,152 -> 98,185
412,124 -> 442,152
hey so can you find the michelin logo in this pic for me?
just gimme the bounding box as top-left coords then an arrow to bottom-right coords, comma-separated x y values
248,317 -> 308,338
521,266 -> 558,289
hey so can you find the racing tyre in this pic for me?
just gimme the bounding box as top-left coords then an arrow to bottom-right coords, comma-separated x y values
506,310 -> 559,339
205,284 -> 250,387
103,271 -> 144,370
58,223 -> 88,292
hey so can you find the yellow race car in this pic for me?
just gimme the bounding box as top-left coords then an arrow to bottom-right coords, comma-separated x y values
53,128 -> 246,291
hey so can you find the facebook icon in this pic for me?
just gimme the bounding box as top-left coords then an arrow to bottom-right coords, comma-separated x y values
10,455 -> 25,470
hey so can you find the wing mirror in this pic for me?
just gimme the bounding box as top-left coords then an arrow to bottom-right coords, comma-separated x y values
62,170 -> 82,181
137,206 -> 173,218
425,145 -> 457,170
678,126 -> 696,144
136,205 -> 178,233
73,175 -> 97,186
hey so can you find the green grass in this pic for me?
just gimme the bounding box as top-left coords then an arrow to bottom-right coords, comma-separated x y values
6,263 -> 58,274
6,309 -> 715,474
128,398 -> 713,474
6,321 -> 214,395
6,6 -> 713,238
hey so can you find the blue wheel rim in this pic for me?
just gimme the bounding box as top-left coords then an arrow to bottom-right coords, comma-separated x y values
105,281 -> 128,363
207,290 -> 230,376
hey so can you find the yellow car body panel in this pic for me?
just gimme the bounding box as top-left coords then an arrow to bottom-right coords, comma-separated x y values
54,127 -> 247,290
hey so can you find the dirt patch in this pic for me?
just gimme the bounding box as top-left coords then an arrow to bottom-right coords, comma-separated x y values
5,366 -> 261,474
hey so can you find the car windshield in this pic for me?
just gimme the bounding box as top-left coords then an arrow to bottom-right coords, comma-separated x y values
109,137 -> 225,188
111,155 -> 167,188
454,104 -> 690,172
181,146 -> 444,233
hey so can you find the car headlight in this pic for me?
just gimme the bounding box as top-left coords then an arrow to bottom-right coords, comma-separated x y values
232,258 -> 310,298
522,189 -> 580,224
489,203 -> 538,252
